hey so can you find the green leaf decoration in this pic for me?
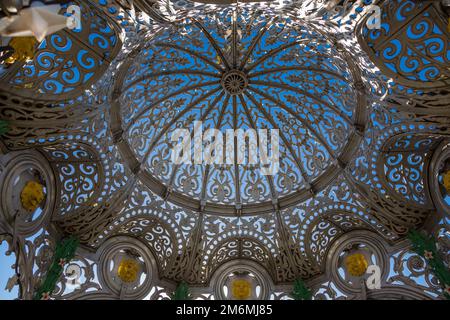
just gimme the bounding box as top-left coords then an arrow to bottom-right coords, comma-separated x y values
33,236 -> 79,300
408,230 -> 450,300
290,278 -> 312,300
171,281 -> 191,300
0,120 -> 9,136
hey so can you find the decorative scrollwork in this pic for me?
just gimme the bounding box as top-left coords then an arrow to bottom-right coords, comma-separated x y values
0,1 -> 449,300
96,236 -> 157,299
0,150 -> 56,236
359,0 -> 450,89
111,6 -> 366,215
40,141 -> 104,217
379,133 -> 441,207
0,1 -> 122,101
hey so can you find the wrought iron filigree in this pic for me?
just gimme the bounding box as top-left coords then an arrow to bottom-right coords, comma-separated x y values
112,7 -> 367,215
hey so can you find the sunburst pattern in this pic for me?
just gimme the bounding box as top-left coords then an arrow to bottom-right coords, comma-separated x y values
113,8 -> 365,215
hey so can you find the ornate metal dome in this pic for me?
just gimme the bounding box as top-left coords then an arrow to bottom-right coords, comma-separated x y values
0,0 -> 449,301
112,9 -> 364,214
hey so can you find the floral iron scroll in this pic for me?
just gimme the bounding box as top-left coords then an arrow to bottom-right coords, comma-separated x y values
0,0 -> 122,101
359,0 -> 450,89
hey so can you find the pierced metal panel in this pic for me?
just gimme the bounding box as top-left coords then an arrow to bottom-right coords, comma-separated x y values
359,0 -> 450,89
112,7 -> 366,215
0,0 -> 122,101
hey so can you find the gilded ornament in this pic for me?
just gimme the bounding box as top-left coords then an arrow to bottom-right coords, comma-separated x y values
5,37 -> 37,64
20,181 -> 45,212
117,258 -> 139,283
345,253 -> 368,277
442,170 -> 450,194
231,279 -> 252,300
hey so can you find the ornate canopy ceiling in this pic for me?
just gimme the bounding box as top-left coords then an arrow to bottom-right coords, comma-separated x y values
0,0 -> 449,300
112,8 -> 365,214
